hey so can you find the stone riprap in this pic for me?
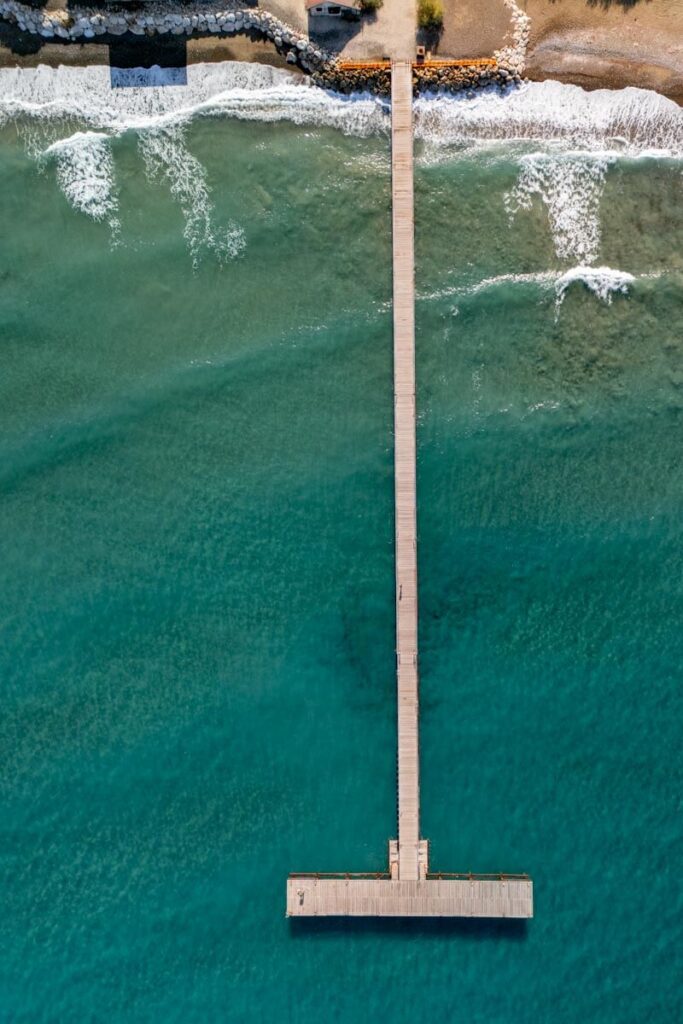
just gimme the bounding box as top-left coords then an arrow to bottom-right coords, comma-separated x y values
0,1 -> 334,73
313,62 -> 521,95
0,0 -> 523,93
494,0 -> 530,77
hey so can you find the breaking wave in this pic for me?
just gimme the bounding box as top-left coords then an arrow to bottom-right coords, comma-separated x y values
0,64 -> 681,261
0,62 -> 385,259
0,61 -> 387,135
554,265 -> 636,306
426,265 -> 649,315
413,80 -> 683,156
1,64 -> 678,150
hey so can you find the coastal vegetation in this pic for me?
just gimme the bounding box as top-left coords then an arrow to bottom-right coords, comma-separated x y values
417,0 -> 443,30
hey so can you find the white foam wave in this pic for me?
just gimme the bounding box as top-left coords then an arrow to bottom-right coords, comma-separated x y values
505,152 -> 613,262
1,65 -> 680,263
43,131 -> 119,228
415,80 -> 681,262
2,65 -> 679,154
430,265 -> 640,315
554,265 -> 635,306
138,127 -> 245,266
0,62 -> 388,137
0,63 -> 386,257
414,80 -> 683,156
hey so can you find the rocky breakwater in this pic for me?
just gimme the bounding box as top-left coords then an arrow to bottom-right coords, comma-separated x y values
312,62 -> 522,96
412,62 -> 521,93
311,65 -> 392,96
0,0 -> 333,74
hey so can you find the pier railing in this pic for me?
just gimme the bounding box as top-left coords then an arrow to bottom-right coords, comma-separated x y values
427,872 -> 531,881
289,872 -> 530,881
336,59 -> 496,71
289,872 -> 391,880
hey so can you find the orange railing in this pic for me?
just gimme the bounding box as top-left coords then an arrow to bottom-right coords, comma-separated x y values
427,872 -> 531,881
289,872 -> 391,879
421,58 -> 496,67
289,871 -> 529,881
336,59 -> 496,71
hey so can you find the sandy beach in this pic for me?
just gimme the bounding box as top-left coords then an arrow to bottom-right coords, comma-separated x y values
523,0 -> 683,104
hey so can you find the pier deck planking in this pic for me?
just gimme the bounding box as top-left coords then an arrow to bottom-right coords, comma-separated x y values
287,877 -> 533,918
391,60 -> 420,883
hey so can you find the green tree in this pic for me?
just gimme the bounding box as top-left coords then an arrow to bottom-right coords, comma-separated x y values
417,0 -> 443,30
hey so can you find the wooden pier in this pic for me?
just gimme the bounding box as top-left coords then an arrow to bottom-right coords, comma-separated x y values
392,59 -> 421,884
286,62 -> 533,919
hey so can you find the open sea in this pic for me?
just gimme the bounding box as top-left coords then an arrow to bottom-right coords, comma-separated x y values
1,63 -> 682,1022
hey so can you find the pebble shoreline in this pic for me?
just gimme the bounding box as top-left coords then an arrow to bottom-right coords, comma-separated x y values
0,0 -> 526,93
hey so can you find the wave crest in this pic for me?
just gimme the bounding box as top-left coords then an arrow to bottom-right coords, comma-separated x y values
554,265 -> 635,307
432,265 -> 641,316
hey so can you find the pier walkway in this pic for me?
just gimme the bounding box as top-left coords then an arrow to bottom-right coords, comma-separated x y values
392,59 -> 420,884
286,61 -> 532,918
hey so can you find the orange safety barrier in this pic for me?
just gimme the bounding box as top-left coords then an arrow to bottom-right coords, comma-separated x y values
336,58 -> 496,71
422,58 -> 496,67
427,872 -> 531,881
289,872 -> 391,879
289,871 -> 529,881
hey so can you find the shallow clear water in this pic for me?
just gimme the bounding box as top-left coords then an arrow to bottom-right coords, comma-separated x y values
1,65 -> 682,1023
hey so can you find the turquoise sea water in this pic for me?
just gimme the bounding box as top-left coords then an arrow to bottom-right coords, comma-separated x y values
1,65 -> 682,1022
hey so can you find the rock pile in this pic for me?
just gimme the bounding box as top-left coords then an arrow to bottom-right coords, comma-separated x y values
313,62 -> 521,96
413,62 -> 520,92
494,0 -> 531,77
312,65 -> 392,96
0,0 -> 333,72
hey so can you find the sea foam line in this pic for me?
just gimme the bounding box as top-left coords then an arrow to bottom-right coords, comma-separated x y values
414,80 -> 683,157
0,62 -> 388,136
422,265 -> 647,315
1,66 -> 681,154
